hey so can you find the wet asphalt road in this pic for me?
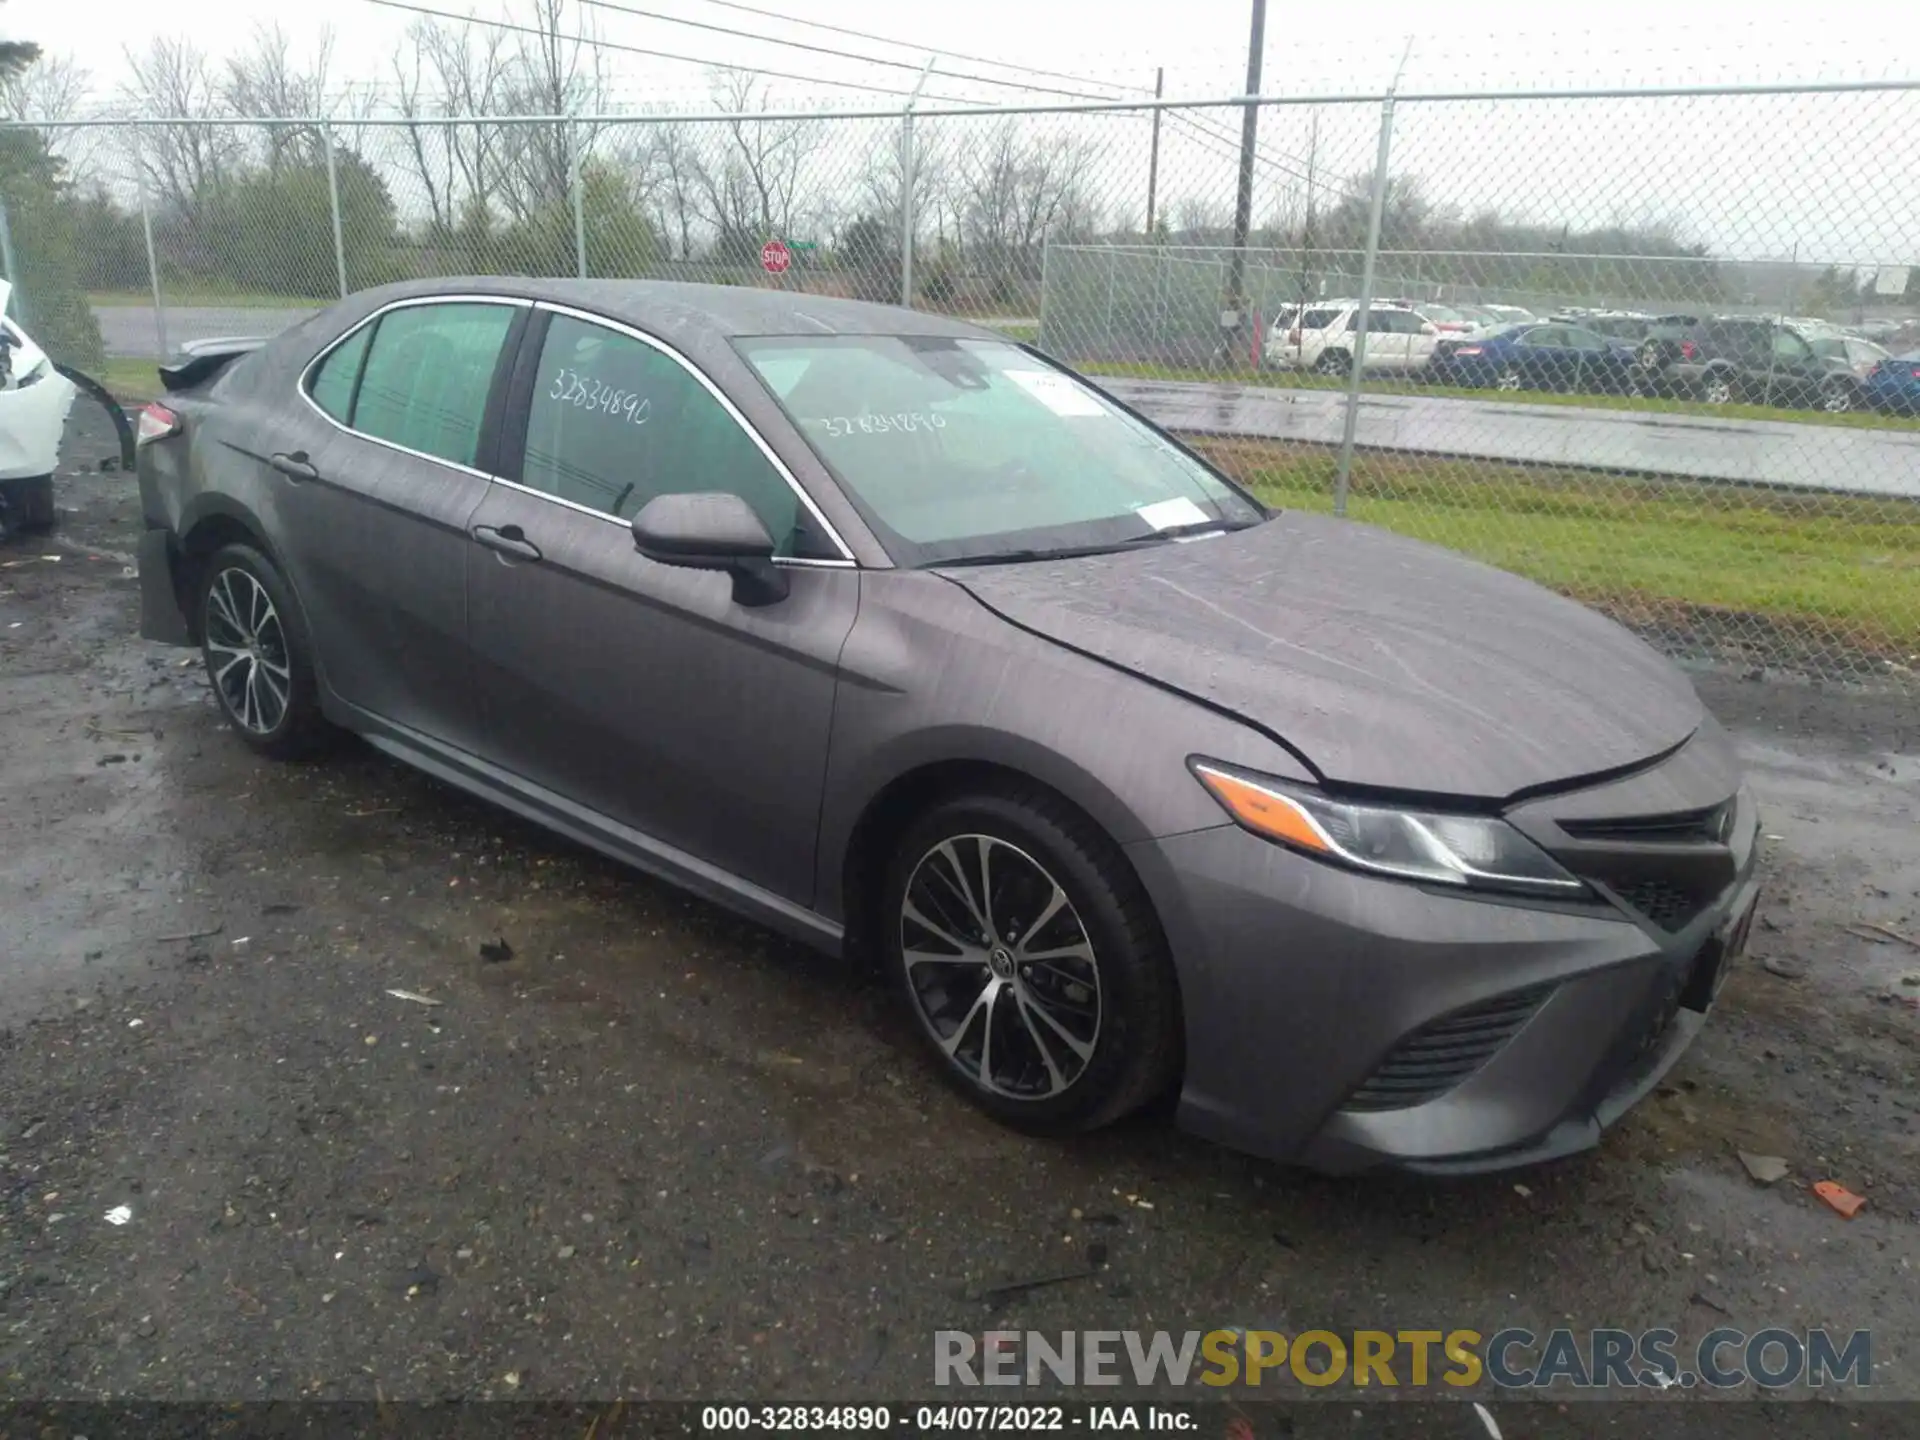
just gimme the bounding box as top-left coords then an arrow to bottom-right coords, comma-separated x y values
92,303 -> 1917,498
1097,377 -> 1920,500
2,422 -> 1919,1417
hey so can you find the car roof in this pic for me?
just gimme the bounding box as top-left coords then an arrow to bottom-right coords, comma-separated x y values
340,275 -> 1002,342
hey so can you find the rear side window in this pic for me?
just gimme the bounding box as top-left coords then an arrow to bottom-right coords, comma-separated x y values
1300,308 -> 1341,331
352,303 -> 515,468
307,324 -> 371,422
518,314 -> 817,557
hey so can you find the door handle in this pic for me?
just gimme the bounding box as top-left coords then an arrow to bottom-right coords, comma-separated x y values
471,523 -> 543,562
270,450 -> 319,482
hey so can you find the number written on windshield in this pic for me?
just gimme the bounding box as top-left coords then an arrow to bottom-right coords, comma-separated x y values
817,412 -> 947,437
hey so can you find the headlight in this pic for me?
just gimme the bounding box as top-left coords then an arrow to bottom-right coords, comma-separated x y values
1192,762 -> 1586,898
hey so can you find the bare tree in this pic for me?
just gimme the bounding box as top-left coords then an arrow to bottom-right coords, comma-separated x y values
385,16 -> 512,246
694,71 -> 823,256
633,120 -> 703,262
495,0 -> 607,222
220,23 -> 333,171
120,37 -> 238,219
0,48 -> 99,176
959,119 -> 1099,295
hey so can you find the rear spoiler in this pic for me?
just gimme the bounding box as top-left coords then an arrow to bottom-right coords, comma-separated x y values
159,336 -> 269,393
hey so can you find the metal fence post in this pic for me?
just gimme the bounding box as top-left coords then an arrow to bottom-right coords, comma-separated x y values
901,59 -> 937,307
323,120 -> 348,298
571,119 -> 588,280
1332,93 -> 1399,518
134,164 -> 169,358
1104,248 -> 1118,358
0,192 -> 17,307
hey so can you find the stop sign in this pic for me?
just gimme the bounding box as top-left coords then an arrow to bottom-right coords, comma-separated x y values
760,239 -> 792,274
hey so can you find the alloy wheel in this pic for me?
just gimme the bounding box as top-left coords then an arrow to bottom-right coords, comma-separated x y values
898,834 -> 1102,1101
1702,375 -> 1734,405
204,566 -> 292,736
1495,367 -> 1522,392
1821,383 -> 1854,413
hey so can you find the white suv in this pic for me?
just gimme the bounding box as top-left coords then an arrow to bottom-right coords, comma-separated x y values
0,281 -> 79,535
1264,301 -> 1441,375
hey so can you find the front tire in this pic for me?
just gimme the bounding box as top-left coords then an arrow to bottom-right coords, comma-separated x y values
883,786 -> 1181,1136
197,542 -> 330,759
1314,349 -> 1352,377
1495,366 -> 1523,392
1700,371 -> 1737,406
1819,379 -> 1856,414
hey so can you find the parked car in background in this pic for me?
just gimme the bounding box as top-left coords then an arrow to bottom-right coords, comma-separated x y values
1481,303 -> 1538,326
1804,331 -> 1890,381
1451,304 -> 1506,331
1414,302 -> 1478,334
0,281 -> 79,536
1638,316 -> 1864,411
1863,349 -> 1920,414
1268,301 -> 1441,376
1427,322 -> 1643,394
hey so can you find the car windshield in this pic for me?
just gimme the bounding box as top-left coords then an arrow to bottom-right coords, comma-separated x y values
737,336 -> 1263,565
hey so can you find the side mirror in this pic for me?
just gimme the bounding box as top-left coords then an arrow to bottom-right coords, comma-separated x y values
630,491 -> 788,607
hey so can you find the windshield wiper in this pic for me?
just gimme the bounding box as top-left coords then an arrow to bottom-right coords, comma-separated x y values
935,518 -> 1259,568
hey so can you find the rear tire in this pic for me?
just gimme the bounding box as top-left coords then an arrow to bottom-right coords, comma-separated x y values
196,542 -> 331,760
0,474 -> 56,536
1819,379 -> 1856,414
1495,366 -> 1523,392
1314,349 -> 1352,377
883,785 -> 1181,1136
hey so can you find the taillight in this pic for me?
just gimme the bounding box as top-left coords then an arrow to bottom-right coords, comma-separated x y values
1454,344 -> 1483,356
1288,328 -> 1301,344
1910,367 -> 1920,380
136,402 -> 181,446
1680,340 -> 1697,360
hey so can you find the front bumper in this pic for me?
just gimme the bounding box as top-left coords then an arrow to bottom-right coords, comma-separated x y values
0,371 -> 77,481
1129,744 -> 1759,1174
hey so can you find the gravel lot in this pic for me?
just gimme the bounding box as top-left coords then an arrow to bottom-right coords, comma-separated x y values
2,414 -> 1917,1421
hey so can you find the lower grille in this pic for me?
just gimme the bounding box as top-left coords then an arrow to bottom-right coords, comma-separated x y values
1613,877 -> 1711,932
1344,985 -> 1555,1113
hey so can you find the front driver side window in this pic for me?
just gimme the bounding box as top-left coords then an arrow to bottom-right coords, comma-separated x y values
519,314 -> 818,558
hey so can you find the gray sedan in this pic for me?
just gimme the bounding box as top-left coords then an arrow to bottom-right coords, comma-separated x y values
134,279 -> 1760,1173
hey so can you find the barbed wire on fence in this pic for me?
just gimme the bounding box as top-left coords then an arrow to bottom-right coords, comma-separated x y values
2,80 -> 1916,690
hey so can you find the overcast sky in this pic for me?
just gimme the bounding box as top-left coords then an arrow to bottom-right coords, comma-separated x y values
10,0 -> 1919,106
6,1 -> 1918,265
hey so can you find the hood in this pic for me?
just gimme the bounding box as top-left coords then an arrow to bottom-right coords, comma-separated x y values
946,513 -> 1703,800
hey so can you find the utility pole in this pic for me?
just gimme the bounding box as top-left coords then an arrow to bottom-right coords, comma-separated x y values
1145,67 -> 1164,239
1299,110 -> 1318,312
1224,0 -> 1266,365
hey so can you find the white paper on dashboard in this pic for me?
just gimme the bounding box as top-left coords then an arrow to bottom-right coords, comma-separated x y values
1005,368 -> 1107,416
1134,496 -> 1210,531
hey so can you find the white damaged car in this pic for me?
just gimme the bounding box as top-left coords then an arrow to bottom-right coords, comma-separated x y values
0,279 -> 79,535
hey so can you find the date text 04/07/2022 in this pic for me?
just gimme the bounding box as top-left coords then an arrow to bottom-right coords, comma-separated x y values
700,1404 -> 1196,1433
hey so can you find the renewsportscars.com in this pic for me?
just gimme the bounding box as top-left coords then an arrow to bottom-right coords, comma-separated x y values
934,1327 -> 1873,1390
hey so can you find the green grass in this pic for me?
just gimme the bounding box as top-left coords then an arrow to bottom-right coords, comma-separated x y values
1086,360 -> 1920,434
92,357 -> 163,403
989,321 -> 1040,344
88,288 -> 330,310
1193,435 -> 1920,662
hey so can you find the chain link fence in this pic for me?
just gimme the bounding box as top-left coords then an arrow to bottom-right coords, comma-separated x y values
4,80 -> 1917,686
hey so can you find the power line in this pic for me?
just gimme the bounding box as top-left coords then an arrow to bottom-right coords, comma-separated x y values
578,0 -> 1124,103
360,0 -> 985,104
673,0 -> 1149,99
